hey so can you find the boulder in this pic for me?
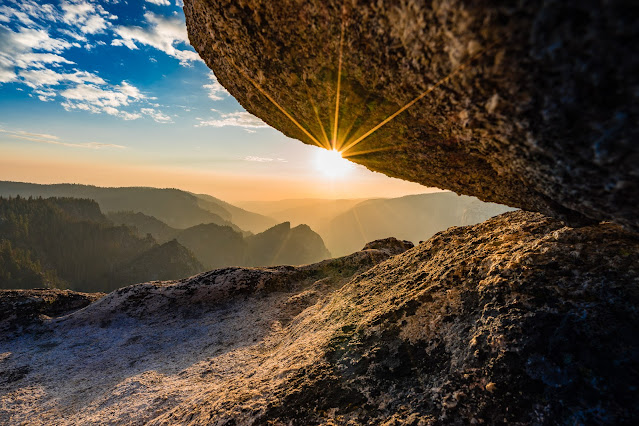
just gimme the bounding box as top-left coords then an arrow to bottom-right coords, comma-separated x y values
184,0 -> 638,230
362,237 -> 414,255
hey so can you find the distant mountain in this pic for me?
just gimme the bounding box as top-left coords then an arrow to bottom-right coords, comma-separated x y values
246,222 -> 331,266
0,181 -> 247,231
106,211 -> 327,268
173,221 -> 330,269
107,211 -> 179,243
193,193 -> 277,233
116,240 -> 203,283
237,198 -> 365,230
320,193 -> 514,256
0,196 -> 202,292
238,193 -> 514,257
175,223 -> 247,269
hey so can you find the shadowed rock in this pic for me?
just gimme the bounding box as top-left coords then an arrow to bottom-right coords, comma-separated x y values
184,0 -> 638,230
362,237 -> 414,255
0,289 -> 104,333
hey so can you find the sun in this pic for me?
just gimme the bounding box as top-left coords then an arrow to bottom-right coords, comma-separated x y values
314,148 -> 354,178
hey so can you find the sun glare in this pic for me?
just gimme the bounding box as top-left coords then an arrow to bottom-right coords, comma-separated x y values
314,148 -> 354,178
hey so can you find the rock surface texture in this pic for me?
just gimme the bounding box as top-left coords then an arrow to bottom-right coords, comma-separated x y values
1,212 -> 638,424
0,289 -> 103,334
184,0 -> 638,230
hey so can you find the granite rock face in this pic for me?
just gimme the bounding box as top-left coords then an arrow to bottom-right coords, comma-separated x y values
184,0 -> 638,230
1,213 -> 637,424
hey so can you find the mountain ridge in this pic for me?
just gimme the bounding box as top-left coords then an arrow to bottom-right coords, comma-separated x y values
0,181 -> 274,233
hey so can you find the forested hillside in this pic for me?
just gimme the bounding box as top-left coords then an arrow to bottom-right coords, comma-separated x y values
0,181 -> 274,232
0,197 -> 332,291
112,211 -> 331,269
0,197 -> 202,292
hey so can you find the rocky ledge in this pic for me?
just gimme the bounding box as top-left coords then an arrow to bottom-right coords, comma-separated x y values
1,211 -> 637,424
0,289 -> 104,334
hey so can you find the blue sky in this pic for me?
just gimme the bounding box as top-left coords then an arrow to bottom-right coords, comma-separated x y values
0,0 -> 428,201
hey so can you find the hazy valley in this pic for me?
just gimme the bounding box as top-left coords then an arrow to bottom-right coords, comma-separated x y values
0,181 -> 511,292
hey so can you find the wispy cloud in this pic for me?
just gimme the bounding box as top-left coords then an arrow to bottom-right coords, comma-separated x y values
244,156 -> 287,163
141,107 -> 172,123
196,111 -> 269,130
203,73 -> 229,101
61,1 -> 116,35
59,81 -> 146,120
0,25 -> 77,83
112,12 -> 200,66
0,128 -> 126,149
145,0 -> 172,6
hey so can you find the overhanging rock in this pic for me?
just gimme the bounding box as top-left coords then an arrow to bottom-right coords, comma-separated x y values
184,0 -> 638,230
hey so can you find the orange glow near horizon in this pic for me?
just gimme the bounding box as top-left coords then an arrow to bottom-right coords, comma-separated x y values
0,151 -> 433,203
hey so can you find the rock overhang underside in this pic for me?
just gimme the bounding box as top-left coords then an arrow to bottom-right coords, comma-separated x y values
184,0 -> 638,231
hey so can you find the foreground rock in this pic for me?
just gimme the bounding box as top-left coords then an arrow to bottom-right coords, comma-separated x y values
184,0 -> 638,230
0,289 -> 103,334
1,212 -> 637,424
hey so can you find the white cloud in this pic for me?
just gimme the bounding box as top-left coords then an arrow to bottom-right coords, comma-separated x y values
61,1 -> 115,35
244,156 -> 287,163
145,0 -> 171,5
1,26 -> 73,54
14,53 -> 74,69
0,128 -> 126,149
59,29 -> 88,42
0,1 -> 181,122
34,88 -> 57,102
54,80 -> 147,120
0,24 -> 76,83
203,73 -> 229,101
112,12 -> 200,65
60,81 -> 145,110
4,1 -> 59,25
0,2 -> 59,27
141,107 -> 172,123
196,111 -> 269,129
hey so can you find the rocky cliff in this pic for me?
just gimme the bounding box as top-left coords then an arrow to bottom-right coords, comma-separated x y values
184,0 -> 638,230
1,212 -> 637,424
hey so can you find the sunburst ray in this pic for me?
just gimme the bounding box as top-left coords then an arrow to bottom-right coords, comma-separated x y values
331,14 -> 346,150
340,43 -> 495,155
229,61 -> 323,148
304,86 -> 331,150
341,144 -> 407,158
